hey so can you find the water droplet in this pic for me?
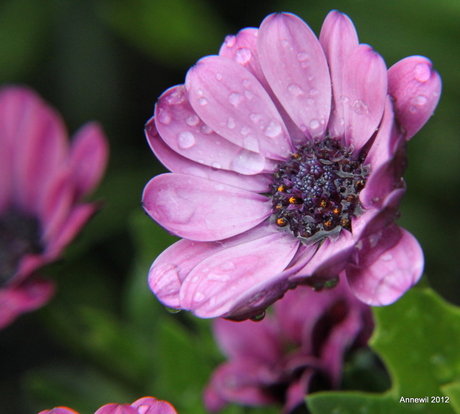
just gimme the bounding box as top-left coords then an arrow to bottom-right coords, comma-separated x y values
244,90 -> 254,100
186,114 -> 200,126
157,108 -> 172,125
414,62 -> 431,82
165,306 -> 181,314
220,261 -> 235,271
224,35 -> 236,48
412,94 -> 428,106
310,119 -> 320,129
381,253 -> 393,262
198,97 -> 208,106
243,135 -> 259,152
249,113 -> 262,123
240,126 -> 250,136
196,88 -> 204,96
177,131 -> 196,149
231,149 -> 265,174
228,92 -> 243,107
201,125 -> 213,134
352,100 -> 369,115
281,39 -> 289,47
212,162 -> 222,170
339,95 -> 349,103
227,117 -> 236,129
264,120 -> 282,138
309,88 -> 319,96
194,292 -> 205,302
216,72 -> 223,81
235,47 -> 252,64
288,83 -> 303,96
250,311 -> 266,322
297,51 -> 309,62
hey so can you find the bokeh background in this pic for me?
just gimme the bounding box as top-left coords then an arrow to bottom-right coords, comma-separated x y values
0,0 -> 458,413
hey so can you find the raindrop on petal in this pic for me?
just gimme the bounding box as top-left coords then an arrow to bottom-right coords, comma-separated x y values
227,117 -> 236,129
235,48 -> 252,64
165,306 -> 181,314
414,63 -> 431,82
177,131 -> 196,149
352,100 -> 369,115
250,311 -> 266,322
198,97 -> 208,105
310,119 -> 320,129
228,92 -> 243,107
264,120 -> 282,138
186,114 -> 200,126
224,35 -> 236,48
194,292 -> 205,302
157,108 -> 172,125
288,83 -> 303,96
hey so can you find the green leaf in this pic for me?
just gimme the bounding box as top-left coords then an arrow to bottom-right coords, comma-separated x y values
308,287 -> 460,414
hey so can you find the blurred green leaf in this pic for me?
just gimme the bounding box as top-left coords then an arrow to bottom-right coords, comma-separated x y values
307,287 -> 460,414
98,0 -> 228,67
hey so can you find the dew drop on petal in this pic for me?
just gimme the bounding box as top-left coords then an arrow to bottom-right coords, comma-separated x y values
220,261 -> 236,271
281,39 -> 289,47
250,310 -> 266,322
264,120 -> 282,138
165,306 -> 181,314
227,117 -> 236,129
243,135 -> 259,152
177,131 -> 196,149
224,35 -> 236,48
352,100 -> 369,115
216,72 -> 223,81
194,292 -> 205,302
198,97 -> 208,106
196,88 -> 204,96
212,162 -> 222,170
288,83 -> 303,96
228,92 -> 243,107
231,149 -> 265,174
240,126 -> 250,136
201,125 -> 213,134
414,63 -> 431,82
249,113 -> 262,123
186,114 -> 200,126
381,253 -> 393,262
297,51 -> 309,62
235,48 -> 252,64
310,119 -> 320,129
309,88 -> 319,96
244,90 -> 254,100
412,94 -> 428,106
157,108 -> 172,125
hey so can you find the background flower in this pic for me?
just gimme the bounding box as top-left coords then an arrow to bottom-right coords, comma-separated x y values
0,86 -> 108,328
204,282 -> 373,413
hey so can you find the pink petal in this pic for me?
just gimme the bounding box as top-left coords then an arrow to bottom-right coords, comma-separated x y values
39,409 -> 79,414
179,228 -> 299,318
346,227 -> 423,305
341,45 -> 387,151
319,11 -> 359,138
186,55 -> 293,160
213,317 -> 282,363
95,405 -> 138,414
142,173 -> 271,241
258,13 -> 331,139
388,56 -> 442,140
146,118 -> 272,192
0,276 -> 55,329
68,122 -> 109,199
155,85 -> 271,175
131,397 -> 178,414
284,369 -> 315,414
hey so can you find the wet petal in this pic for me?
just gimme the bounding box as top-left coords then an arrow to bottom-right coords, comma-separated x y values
320,10 -> 359,138
131,397 -> 178,414
346,227 -> 423,305
146,118 -> 273,192
342,45 -> 387,151
258,13 -> 331,139
388,56 -> 442,140
142,173 -> 271,241
94,405 -> 138,414
179,229 -> 299,318
186,55 -> 292,160
68,122 -> 109,199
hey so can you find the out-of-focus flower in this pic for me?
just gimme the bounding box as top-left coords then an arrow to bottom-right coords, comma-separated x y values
143,11 -> 441,320
0,86 -> 108,328
39,396 -> 178,414
204,282 -> 373,413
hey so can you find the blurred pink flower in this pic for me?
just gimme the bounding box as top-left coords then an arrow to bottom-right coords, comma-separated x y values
143,11 -> 441,320
204,282 -> 373,413
0,86 -> 108,328
39,397 -> 178,414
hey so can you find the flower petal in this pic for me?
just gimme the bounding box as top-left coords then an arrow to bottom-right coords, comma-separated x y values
131,397 -> 178,414
94,405 -> 138,414
342,45 -> 387,151
142,173 -> 271,241
258,13 -> 331,139
179,227 -> 299,318
146,118 -> 272,192
68,122 -> 109,199
388,56 -> 442,140
346,226 -> 423,305
319,10 -> 359,138
186,55 -> 292,160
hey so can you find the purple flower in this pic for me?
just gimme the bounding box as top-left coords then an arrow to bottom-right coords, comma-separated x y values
204,282 -> 373,413
0,86 -> 108,328
39,397 -> 178,414
142,11 -> 441,320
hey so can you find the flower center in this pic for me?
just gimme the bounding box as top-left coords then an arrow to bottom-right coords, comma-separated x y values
270,137 -> 369,243
0,209 -> 43,286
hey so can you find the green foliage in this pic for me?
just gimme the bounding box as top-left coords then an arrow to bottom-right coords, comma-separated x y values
307,287 -> 460,414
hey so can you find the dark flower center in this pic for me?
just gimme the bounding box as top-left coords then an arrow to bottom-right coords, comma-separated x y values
270,137 -> 369,243
0,209 -> 43,286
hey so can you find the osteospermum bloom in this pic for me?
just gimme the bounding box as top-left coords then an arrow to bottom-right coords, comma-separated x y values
0,86 -> 108,328
39,396 -> 178,414
143,11 -> 441,320
204,282 -> 373,413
